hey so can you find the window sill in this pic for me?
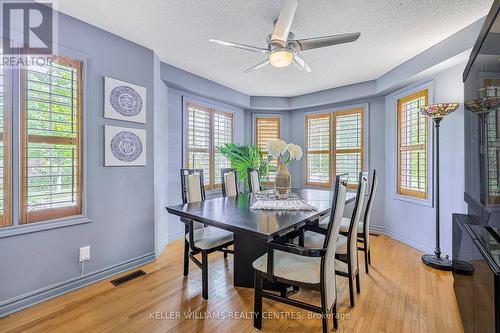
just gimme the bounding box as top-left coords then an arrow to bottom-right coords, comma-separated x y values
393,193 -> 433,207
0,215 -> 91,238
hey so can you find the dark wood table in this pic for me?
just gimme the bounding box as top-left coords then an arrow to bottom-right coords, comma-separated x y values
166,188 -> 356,288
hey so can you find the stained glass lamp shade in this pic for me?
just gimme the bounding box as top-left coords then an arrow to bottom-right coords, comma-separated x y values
420,103 -> 459,119
464,97 -> 500,114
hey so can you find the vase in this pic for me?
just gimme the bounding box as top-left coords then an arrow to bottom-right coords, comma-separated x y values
274,163 -> 291,199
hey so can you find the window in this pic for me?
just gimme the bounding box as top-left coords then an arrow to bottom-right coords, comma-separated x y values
185,102 -> 233,190
255,117 -> 280,182
397,89 -> 428,199
20,55 -> 83,224
0,54 -> 83,229
334,108 -> 364,188
305,113 -> 332,187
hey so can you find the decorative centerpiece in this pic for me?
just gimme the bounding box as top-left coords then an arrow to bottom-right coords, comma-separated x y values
266,139 -> 303,199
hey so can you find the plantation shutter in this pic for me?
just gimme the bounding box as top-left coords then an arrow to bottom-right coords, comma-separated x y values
397,89 -> 428,198
187,103 -> 211,186
20,55 -> 83,224
334,109 -> 364,188
306,113 -> 331,187
255,117 -> 280,182
186,102 -> 233,190
213,111 -> 232,185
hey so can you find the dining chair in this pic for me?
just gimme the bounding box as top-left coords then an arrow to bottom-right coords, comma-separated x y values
339,169 -> 378,274
180,169 -> 234,300
335,172 -> 367,307
221,168 -> 238,197
247,167 -> 261,193
301,172 -> 367,307
252,176 -> 348,333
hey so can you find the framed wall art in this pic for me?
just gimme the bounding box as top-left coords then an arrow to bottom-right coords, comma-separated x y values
105,125 -> 146,166
104,77 -> 146,124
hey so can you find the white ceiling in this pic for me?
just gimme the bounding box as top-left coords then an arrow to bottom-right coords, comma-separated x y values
56,0 -> 493,97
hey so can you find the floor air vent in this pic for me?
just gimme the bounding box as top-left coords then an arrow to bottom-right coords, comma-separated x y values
111,270 -> 146,286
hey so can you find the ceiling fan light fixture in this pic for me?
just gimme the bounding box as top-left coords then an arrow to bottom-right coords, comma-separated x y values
269,48 -> 293,68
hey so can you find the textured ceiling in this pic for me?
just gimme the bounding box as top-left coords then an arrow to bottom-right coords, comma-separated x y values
56,0 -> 493,97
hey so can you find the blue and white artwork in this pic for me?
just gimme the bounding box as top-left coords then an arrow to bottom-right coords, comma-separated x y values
105,126 -> 146,166
104,77 -> 146,124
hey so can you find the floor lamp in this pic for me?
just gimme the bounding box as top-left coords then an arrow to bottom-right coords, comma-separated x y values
420,103 -> 459,271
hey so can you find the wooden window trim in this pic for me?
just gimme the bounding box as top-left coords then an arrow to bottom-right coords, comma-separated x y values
0,65 -> 12,227
184,102 -> 233,191
333,108 -> 364,189
305,113 -> 332,188
20,55 -> 83,224
397,89 -> 428,199
255,117 -> 281,185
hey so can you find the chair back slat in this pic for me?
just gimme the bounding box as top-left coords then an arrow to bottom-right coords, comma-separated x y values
347,172 -> 368,272
363,170 -> 378,248
180,169 -> 206,204
322,176 -> 348,310
247,167 -> 261,193
221,168 -> 238,197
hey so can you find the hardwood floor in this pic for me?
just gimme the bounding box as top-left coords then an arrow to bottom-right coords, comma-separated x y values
0,234 -> 463,333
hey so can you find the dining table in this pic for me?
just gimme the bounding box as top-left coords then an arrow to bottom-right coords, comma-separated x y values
166,188 -> 356,289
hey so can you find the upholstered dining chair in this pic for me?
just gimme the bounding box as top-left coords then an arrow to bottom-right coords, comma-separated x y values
220,168 -> 238,197
247,167 -> 261,193
252,176 -> 348,333
301,172 -> 367,307
339,169 -> 378,274
180,169 -> 234,300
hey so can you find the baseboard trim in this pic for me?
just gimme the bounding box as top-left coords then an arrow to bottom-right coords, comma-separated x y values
370,225 -> 434,254
0,252 -> 155,318
168,230 -> 185,242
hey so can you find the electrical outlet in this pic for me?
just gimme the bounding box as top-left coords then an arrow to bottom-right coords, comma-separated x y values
79,246 -> 90,262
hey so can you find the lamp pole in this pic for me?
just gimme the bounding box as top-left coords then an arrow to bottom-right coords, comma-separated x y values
422,116 -> 452,270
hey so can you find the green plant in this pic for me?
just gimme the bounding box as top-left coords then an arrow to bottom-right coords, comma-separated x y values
218,143 -> 273,191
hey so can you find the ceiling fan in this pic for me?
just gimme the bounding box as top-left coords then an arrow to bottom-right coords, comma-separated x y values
209,0 -> 361,73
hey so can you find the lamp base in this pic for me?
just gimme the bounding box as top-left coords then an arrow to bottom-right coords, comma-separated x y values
421,254 -> 452,271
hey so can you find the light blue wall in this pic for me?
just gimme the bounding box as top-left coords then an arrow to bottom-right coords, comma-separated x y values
0,9 -> 156,314
159,64 -> 247,240
383,62 -> 467,255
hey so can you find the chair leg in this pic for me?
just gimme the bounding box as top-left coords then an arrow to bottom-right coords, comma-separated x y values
201,251 -> 208,300
355,273 -> 361,293
298,231 -> 304,247
223,249 -> 228,259
183,235 -> 189,276
254,271 -> 263,330
368,249 -> 372,265
364,248 -> 369,274
348,277 -> 355,307
320,284 -> 329,333
280,287 -> 288,298
332,302 -> 338,330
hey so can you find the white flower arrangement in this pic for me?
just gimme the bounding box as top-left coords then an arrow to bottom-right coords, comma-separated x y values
287,143 -> 303,161
266,139 -> 288,159
266,139 -> 303,165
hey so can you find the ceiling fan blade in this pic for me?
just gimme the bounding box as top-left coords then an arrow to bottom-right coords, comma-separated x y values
295,32 -> 361,51
271,0 -> 298,43
209,39 -> 268,54
243,59 -> 270,73
293,53 -> 311,72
